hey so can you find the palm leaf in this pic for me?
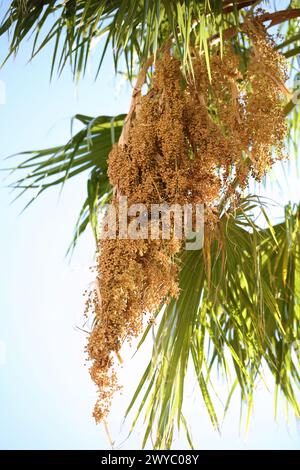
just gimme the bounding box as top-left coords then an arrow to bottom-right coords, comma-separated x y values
0,1 -> 277,80
126,196 -> 300,449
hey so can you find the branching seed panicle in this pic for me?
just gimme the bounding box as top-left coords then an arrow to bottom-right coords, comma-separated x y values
86,22 -> 288,423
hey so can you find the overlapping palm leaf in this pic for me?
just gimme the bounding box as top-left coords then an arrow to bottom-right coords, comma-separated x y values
2,1 -> 300,143
6,113 -> 125,251
126,197 -> 300,449
2,1 -> 300,81
0,0 -> 252,79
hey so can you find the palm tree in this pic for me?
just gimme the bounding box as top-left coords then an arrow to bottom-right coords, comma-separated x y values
1,0 -> 300,449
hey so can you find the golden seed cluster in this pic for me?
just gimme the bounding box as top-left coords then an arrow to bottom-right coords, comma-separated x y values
86,22 -> 287,422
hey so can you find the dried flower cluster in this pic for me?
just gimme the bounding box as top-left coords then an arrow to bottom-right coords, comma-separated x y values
86,23 -> 287,422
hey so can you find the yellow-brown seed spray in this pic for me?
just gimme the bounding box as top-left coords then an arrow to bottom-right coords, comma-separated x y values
86,21 -> 288,423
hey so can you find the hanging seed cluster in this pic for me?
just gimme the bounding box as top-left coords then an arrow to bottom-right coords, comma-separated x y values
86,23 -> 287,423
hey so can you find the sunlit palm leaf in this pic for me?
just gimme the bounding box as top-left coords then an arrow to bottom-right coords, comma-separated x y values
5,113 -> 125,249
2,2 -> 300,144
0,1 -> 272,80
126,196 -> 300,449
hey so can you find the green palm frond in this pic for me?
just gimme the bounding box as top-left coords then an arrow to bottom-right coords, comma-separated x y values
2,1 -> 300,145
68,168 -> 112,255
126,196 -> 300,449
4,1 -> 298,80
4,113 -> 125,250
0,1 -> 235,79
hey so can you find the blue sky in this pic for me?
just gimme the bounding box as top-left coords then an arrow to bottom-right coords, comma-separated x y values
0,4 -> 299,449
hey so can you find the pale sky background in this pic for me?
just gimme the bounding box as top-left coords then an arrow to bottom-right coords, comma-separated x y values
0,1 -> 299,450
